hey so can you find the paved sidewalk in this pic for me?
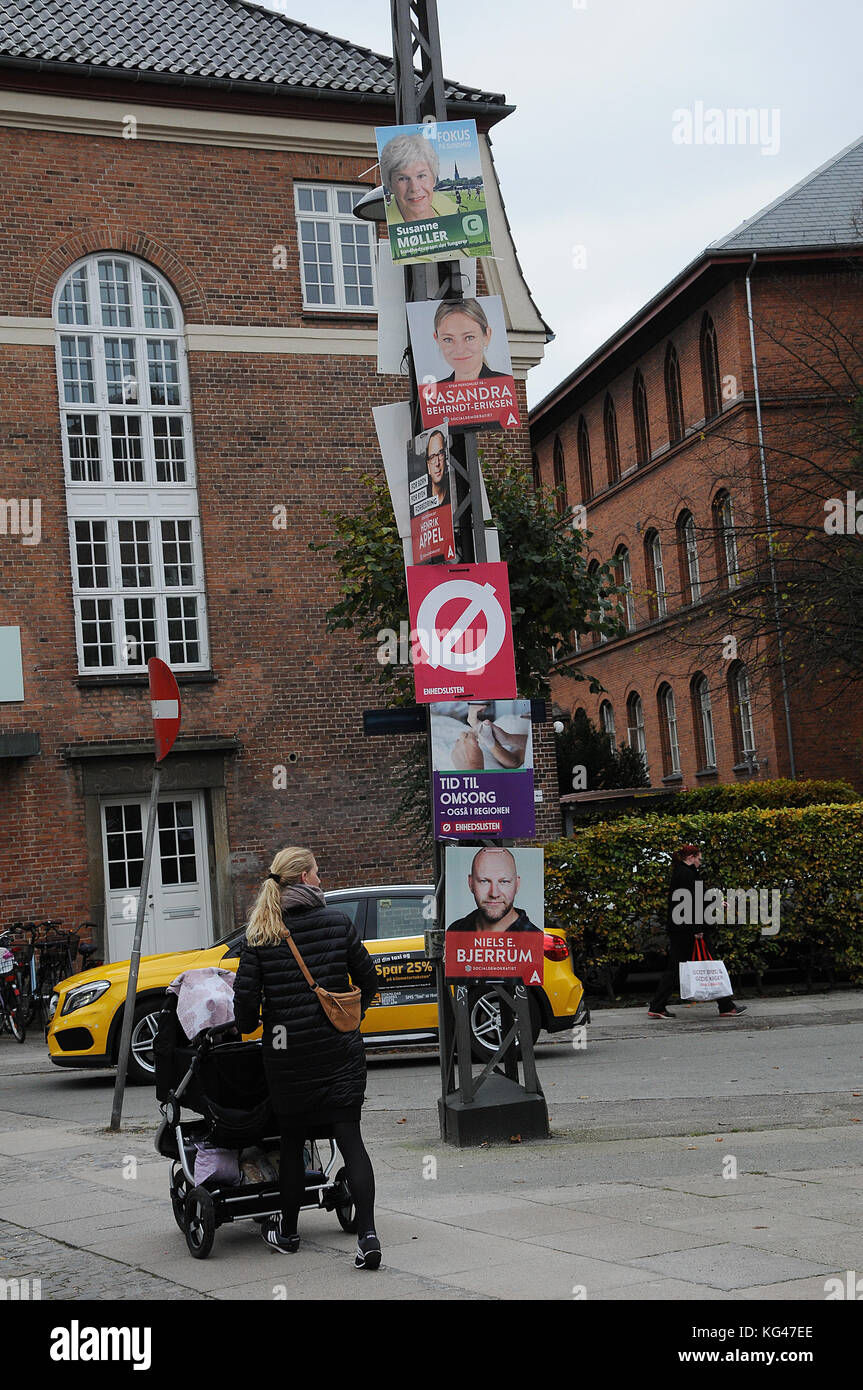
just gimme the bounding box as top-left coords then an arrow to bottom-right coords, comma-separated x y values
0,991 -> 860,1300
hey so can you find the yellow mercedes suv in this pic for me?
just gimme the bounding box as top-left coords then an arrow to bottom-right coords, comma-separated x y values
47,885 -> 587,1082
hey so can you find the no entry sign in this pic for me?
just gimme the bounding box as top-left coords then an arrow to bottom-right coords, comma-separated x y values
406,562 -> 517,702
148,658 -> 181,762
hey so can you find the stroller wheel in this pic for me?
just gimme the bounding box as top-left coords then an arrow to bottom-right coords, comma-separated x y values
170,1165 -> 189,1232
333,1166 -> 358,1233
184,1186 -> 216,1259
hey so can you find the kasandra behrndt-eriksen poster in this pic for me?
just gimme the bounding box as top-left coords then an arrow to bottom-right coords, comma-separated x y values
406,295 -> 521,431
408,424 -> 456,564
431,699 -> 536,840
375,119 -> 493,264
444,845 -> 545,984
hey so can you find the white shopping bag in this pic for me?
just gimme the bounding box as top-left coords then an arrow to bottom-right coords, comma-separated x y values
679,951 -> 732,1001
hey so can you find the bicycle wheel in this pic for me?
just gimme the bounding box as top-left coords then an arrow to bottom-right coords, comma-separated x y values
8,1004 -> 25,1043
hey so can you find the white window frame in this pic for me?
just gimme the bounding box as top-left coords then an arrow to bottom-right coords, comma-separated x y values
294,184 -> 377,312
55,256 -> 209,676
616,547 -> 635,630
683,514 -> 702,603
627,694 -> 649,777
649,532 -> 667,618
600,700 -> 616,744
662,686 -> 681,775
736,667 -> 756,756
718,494 -> 740,588
696,676 -> 717,768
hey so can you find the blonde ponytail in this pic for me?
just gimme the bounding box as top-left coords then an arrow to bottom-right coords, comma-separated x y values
246,846 -> 316,946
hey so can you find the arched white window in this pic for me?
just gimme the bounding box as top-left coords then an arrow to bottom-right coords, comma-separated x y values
599,700 -> 616,744
627,692 -> 649,777
659,683 -> 681,775
715,491 -> 740,589
647,531 -> 667,619
678,512 -> 702,604
615,546 -> 635,630
692,674 -> 717,768
55,256 -> 209,674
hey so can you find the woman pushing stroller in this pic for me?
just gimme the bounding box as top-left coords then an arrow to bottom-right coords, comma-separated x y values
232,846 -> 383,1268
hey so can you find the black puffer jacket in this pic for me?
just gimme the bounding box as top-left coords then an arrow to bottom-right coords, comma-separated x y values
232,904 -> 380,1122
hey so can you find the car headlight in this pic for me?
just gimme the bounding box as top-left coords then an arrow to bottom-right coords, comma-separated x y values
48,993 -> 59,1021
60,980 -> 112,1016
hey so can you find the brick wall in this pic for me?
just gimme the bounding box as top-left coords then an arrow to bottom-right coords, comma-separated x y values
531,269 -> 863,792
0,120 -> 555,940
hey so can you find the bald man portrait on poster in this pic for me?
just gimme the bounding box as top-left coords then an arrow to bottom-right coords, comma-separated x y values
445,847 -> 544,983
446,847 -> 541,937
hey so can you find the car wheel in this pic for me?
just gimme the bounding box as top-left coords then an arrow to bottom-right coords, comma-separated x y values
184,1186 -> 216,1259
332,1166 -> 358,1233
125,998 -> 164,1085
468,987 -> 540,1063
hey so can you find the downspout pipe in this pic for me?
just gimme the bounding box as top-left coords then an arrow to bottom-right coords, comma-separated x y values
744,252 -> 797,778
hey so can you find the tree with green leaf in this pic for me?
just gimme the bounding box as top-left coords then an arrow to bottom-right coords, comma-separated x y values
555,709 -> 650,799
312,455 -> 625,840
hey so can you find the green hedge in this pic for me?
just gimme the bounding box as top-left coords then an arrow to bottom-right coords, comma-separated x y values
569,778 -> 859,825
544,804 -> 863,980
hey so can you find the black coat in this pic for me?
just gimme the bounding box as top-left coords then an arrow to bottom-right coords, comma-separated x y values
232,904 -> 380,1124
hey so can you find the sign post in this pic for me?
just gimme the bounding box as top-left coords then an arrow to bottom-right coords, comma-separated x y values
109,659 -> 181,1131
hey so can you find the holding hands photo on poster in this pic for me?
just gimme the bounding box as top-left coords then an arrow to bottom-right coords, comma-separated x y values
407,295 -> 521,430
408,424 -> 456,564
431,699 -> 536,839
444,846 -> 544,983
376,119 -> 493,264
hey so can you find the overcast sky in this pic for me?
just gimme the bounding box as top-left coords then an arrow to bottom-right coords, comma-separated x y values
258,0 -> 863,409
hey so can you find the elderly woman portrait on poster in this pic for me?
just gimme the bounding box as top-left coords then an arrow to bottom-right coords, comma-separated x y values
380,131 -> 457,224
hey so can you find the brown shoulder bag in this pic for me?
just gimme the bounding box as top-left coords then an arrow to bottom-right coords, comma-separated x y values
280,928 -> 362,1033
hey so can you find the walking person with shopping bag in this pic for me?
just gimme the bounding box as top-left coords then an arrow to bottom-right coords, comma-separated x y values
232,846 -> 384,1267
647,844 -> 746,1020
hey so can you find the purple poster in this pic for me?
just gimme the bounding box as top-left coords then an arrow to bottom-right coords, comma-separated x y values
430,699 -> 535,840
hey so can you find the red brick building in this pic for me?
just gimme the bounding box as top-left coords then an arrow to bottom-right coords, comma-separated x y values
530,137 -> 863,794
0,0 -> 553,959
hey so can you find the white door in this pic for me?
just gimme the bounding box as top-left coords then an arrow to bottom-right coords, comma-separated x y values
102,792 -> 211,962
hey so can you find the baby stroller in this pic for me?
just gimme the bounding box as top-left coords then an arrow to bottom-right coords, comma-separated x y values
153,991 -> 358,1259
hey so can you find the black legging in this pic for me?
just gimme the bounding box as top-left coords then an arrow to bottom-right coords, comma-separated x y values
279,1120 -> 376,1237
650,932 -> 735,1014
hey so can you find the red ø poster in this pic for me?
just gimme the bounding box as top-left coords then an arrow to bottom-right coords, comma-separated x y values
406,561 -> 517,703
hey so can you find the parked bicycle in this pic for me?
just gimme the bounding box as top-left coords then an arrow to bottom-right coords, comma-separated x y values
0,922 -> 101,1028
0,945 -> 26,1042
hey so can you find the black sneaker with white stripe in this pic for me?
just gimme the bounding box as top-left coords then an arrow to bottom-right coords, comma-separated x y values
355,1231 -> 381,1270
261,1216 -> 300,1253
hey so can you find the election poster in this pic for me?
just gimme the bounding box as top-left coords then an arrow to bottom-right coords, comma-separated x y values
406,296 -> 521,431
406,561 -> 517,703
376,240 -> 476,375
431,699 -> 535,840
376,119 -> 493,265
444,845 -> 545,983
409,424 -> 456,564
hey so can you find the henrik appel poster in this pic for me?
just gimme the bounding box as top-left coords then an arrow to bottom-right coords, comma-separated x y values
408,423 -> 456,564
